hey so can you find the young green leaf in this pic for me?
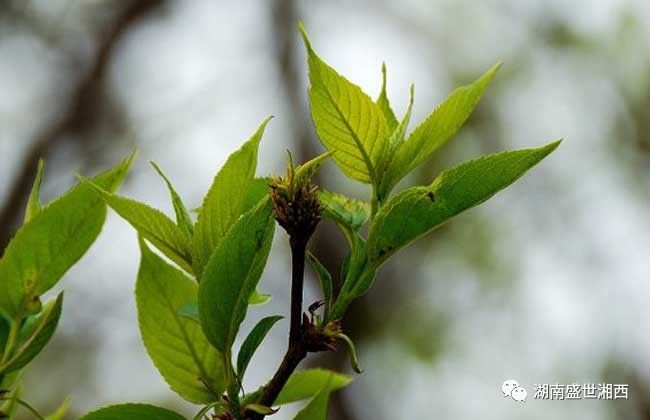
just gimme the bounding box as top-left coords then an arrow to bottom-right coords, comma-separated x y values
294,151 -> 334,186
236,315 -> 283,379
198,198 -> 275,352
91,188 -> 194,275
24,159 -> 45,223
329,271 -> 376,323
80,404 -> 186,420
0,293 -> 63,375
306,252 -> 332,313
178,291 -> 270,324
385,84 -> 415,162
136,239 -> 225,403
293,389 -> 330,420
369,140 -> 561,268
318,190 -> 370,232
376,63 -> 398,133
243,177 -> 272,212
248,290 -> 272,306
0,384 -> 22,418
379,63 -> 502,198
177,303 -> 199,323
244,404 -> 277,416
191,177 -> 269,221
0,154 -> 133,318
150,161 -> 194,238
328,234 -> 371,321
376,84 -> 415,186
0,368 -> 20,392
46,397 -> 70,420
275,369 -> 352,405
193,117 -> 271,277
299,24 -> 387,185
0,316 -> 8,351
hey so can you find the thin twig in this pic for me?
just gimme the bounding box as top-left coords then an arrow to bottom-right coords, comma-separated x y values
247,239 -> 309,420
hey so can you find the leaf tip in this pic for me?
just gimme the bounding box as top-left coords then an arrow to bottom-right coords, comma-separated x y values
543,138 -> 563,154
255,116 -> 273,138
76,174 -> 108,197
124,149 -> 139,169
297,22 -> 313,52
55,290 -> 65,303
148,160 -> 161,171
149,161 -> 171,185
480,61 -> 503,86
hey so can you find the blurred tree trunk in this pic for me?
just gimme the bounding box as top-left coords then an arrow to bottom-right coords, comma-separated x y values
0,0 -> 163,250
270,1 -> 373,419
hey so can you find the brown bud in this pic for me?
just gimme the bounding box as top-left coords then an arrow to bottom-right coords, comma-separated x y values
269,158 -> 322,242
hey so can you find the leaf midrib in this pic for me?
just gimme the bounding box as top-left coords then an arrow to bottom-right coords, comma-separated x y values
316,75 -> 379,185
225,228 -> 267,350
152,271 -> 218,399
22,198 -> 104,297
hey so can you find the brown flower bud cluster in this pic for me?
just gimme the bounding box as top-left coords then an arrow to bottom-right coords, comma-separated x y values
269,154 -> 322,242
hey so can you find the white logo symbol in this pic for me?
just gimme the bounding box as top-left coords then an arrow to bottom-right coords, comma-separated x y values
502,379 -> 527,402
502,379 -> 519,397
512,386 -> 528,402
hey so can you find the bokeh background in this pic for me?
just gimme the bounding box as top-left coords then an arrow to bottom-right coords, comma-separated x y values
1,0 -> 650,418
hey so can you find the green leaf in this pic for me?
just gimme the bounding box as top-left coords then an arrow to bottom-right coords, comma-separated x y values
24,159 -> 45,223
236,315 -> 283,379
293,389 -> 330,420
275,369 -> 352,405
306,252 -> 332,313
248,290 -> 271,306
150,162 -> 194,238
0,383 -> 22,418
328,234 -> 369,321
177,303 -> 199,323
93,189 -> 193,275
294,151 -> 334,185
299,24 -> 387,185
198,198 -> 275,352
293,389 -> 331,420
136,239 -> 225,403
243,178 -> 271,212
0,154 -> 133,318
384,84 -> 415,164
0,316 -> 8,351
0,368 -> 19,390
244,404 -> 277,416
376,63 -> 398,133
369,140 -> 561,268
318,190 -> 370,232
178,292 -> 270,325
80,404 -> 186,420
0,293 -> 63,375
376,84 -> 415,187
379,63 -> 502,198
193,118 -> 271,277
46,397 -> 70,420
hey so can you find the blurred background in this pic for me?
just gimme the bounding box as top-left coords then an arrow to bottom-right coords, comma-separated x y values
1,0 -> 649,418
